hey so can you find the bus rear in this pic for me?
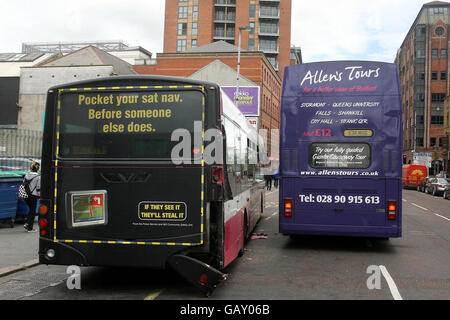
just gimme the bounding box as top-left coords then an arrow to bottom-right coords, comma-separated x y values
38,76 -> 228,293
279,61 -> 402,238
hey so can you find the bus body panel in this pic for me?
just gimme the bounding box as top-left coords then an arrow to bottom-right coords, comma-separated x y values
220,89 -> 264,268
402,164 -> 427,188
40,76 -> 265,275
279,61 -> 402,238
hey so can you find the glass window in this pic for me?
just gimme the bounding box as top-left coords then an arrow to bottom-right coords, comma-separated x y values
177,23 -> 187,35
192,5 -> 198,19
432,71 -> 438,80
178,6 -> 188,18
192,22 -> 198,36
191,39 -> 197,48
435,27 -> 445,36
416,137 -> 424,147
58,90 -> 204,159
177,39 -> 187,52
248,38 -> 254,51
432,49 -> 438,58
430,138 -> 436,147
250,22 -> 255,35
431,116 -> 444,125
249,4 -> 256,18
441,72 -> 447,81
431,93 -> 445,102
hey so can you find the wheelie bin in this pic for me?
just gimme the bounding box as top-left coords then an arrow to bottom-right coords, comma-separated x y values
0,171 -> 23,227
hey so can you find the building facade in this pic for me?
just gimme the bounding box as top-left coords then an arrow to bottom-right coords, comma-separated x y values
18,46 -> 136,131
164,0 -> 292,78
134,41 -> 281,158
0,52 -> 57,127
395,1 -> 450,175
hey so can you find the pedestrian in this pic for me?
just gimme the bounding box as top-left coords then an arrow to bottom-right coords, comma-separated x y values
273,170 -> 279,188
23,161 -> 41,232
264,174 -> 272,191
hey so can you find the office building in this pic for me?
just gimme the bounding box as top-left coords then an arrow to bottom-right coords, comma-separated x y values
164,0 -> 292,78
395,1 -> 450,174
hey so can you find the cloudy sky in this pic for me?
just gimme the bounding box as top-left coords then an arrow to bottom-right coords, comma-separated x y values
0,0 -> 433,63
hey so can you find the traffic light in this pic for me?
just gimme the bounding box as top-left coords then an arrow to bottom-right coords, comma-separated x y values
403,154 -> 407,164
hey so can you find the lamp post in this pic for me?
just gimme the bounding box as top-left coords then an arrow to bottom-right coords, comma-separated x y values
235,25 -> 251,106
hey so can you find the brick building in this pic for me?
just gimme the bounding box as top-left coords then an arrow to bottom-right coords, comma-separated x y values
395,1 -> 450,174
163,0 -> 292,79
134,41 -> 282,137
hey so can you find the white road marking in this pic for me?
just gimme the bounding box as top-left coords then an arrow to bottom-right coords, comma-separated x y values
265,212 -> 278,221
409,202 -> 449,221
434,213 -> 450,221
411,203 -> 428,211
379,265 -> 403,300
402,199 -> 407,202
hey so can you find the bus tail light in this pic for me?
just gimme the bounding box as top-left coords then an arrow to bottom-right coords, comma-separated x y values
212,167 -> 223,185
284,198 -> 293,217
38,199 -> 51,237
199,274 -> 208,284
388,200 -> 397,220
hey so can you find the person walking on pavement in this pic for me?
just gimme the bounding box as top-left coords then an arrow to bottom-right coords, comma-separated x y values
264,174 -> 272,191
273,170 -> 279,189
23,161 -> 41,232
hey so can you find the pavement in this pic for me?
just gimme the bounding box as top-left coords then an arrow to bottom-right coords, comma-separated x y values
0,217 -> 39,277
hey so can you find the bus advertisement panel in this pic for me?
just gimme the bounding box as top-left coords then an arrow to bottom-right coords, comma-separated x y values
279,61 -> 402,238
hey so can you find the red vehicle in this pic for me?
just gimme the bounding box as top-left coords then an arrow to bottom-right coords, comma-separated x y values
402,165 -> 428,189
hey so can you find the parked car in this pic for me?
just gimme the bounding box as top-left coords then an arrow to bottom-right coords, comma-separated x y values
426,178 -> 450,196
443,185 -> 450,200
417,176 -> 434,193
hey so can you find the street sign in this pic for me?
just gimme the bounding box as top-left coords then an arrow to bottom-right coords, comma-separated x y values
413,152 -> 432,167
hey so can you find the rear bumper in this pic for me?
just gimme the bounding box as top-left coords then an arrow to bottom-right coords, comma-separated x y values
39,237 -> 189,269
280,223 -> 401,238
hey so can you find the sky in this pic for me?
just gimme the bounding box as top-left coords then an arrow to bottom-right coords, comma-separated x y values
0,0 -> 437,63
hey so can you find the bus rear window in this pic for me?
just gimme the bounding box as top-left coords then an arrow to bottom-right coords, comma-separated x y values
309,143 -> 371,169
58,89 -> 204,159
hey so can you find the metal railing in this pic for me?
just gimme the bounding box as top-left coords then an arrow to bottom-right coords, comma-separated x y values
0,129 -> 42,159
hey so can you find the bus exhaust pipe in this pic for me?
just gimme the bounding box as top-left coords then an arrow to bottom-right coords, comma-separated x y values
167,254 -> 227,296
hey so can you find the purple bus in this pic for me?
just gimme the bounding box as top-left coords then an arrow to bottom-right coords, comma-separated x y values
279,61 -> 402,239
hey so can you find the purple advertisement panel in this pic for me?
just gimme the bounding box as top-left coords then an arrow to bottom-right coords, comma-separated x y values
280,61 -> 402,178
222,86 -> 260,116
